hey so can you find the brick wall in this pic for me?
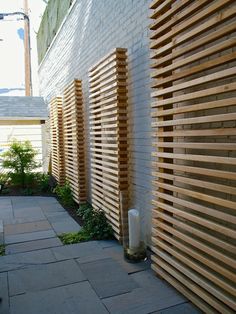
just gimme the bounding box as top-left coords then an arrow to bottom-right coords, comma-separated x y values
38,0 -> 152,244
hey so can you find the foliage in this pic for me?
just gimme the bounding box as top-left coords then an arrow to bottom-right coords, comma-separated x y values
77,203 -> 113,240
1,140 -> 40,188
59,203 -> 113,245
0,172 -> 9,193
34,173 -> 51,192
22,187 -> 34,196
77,202 -> 93,221
59,229 -> 91,245
53,182 -> 74,207
0,172 -> 8,184
0,245 -> 5,256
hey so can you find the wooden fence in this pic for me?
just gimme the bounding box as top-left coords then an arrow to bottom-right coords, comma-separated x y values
150,0 -> 236,313
49,97 -> 65,185
63,79 -> 86,203
89,48 -> 129,240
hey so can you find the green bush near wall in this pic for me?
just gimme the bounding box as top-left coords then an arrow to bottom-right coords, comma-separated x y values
37,0 -> 73,64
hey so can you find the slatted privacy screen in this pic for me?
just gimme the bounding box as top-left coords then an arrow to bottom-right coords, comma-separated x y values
150,0 -> 236,313
89,48 -> 128,240
63,80 -> 86,203
49,97 -> 65,185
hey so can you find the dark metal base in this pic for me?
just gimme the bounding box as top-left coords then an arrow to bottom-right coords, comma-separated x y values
124,246 -> 147,263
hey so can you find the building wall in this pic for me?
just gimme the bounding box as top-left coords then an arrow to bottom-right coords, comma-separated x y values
38,0 -> 152,244
0,120 -> 45,171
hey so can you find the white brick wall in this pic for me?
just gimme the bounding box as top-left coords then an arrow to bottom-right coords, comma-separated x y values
38,0 -> 152,244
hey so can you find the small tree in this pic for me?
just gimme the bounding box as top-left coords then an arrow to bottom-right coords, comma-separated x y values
1,140 -> 40,188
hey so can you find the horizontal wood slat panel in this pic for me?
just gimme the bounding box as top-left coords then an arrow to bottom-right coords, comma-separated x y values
89,48 -> 128,241
63,79 -> 86,203
150,0 -> 236,312
50,97 -> 65,185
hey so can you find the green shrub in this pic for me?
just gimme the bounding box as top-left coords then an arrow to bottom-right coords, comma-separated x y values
53,182 -> 74,206
77,202 -> 93,221
1,140 -> 40,188
59,229 -> 91,244
22,187 -> 34,196
0,172 -> 9,193
59,203 -> 113,245
0,244 -> 5,256
78,203 -> 113,240
34,173 -> 51,192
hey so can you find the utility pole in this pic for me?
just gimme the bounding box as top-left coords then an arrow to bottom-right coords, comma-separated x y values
24,0 -> 32,96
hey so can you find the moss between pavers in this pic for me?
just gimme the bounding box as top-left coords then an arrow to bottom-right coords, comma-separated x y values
59,230 -> 91,245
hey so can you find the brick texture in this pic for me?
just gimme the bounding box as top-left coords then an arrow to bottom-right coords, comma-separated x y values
38,0 -> 153,244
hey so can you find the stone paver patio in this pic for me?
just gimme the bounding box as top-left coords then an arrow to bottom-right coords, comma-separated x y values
0,197 -> 201,314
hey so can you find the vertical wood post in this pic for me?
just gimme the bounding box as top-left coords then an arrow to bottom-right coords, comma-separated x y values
24,0 -> 31,96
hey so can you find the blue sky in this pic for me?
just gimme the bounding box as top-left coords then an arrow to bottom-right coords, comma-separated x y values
0,0 -> 46,96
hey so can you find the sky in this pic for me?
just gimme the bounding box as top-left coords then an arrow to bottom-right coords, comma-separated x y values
0,0 -> 46,96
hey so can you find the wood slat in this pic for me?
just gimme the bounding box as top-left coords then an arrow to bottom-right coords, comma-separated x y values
150,0 -> 236,312
153,172 -> 236,195
49,97 -> 65,185
153,152 -> 236,165
152,97 -> 236,117
89,48 -> 129,241
150,0 -> 234,48
63,79 -> 86,203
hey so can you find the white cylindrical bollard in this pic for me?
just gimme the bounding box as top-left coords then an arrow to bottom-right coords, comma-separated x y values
128,209 -> 141,251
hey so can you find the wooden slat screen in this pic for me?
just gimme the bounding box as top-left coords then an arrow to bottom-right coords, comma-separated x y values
49,97 -> 65,185
89,48 -> 128,240
150,0 -> 236,313
63,79 -> 86,203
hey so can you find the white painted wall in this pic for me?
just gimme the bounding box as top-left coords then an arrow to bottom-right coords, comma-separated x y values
0,123 -> 44,171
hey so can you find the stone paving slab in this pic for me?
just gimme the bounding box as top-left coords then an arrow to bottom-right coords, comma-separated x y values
0,200 -> 12,213
0,197 -> 201,314
10,281 -> 109,314
36,196 -> 60,204
50,219 -> 82,234
80,258 -> 138,298
3,217 -> 45,225
46,212 -> 73,221
0,248 -> 56,272
130,269 -> 183,294
0,208 -> 14,220
4,229 -> 56,244
0,220 -> 3,233
4,220 -> 51,235
98,239 -> 120,249
5,237 -> 62,255
52,242 -> 103,261
10,198 -> 42,210
0,197 -> 12,204
9,259 -> 86,296
0,272 -> 9,314
0,220 -> 3,244
40,203 -> 66,213
13,204 -> 42,210
14,208 -> 45,220
153,302 -> 201,314
0,203 -> 12,210
10,196 -> 40,201
10,197 -> 45,205
103,286 -> 187,314
76,251 -> 111,264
